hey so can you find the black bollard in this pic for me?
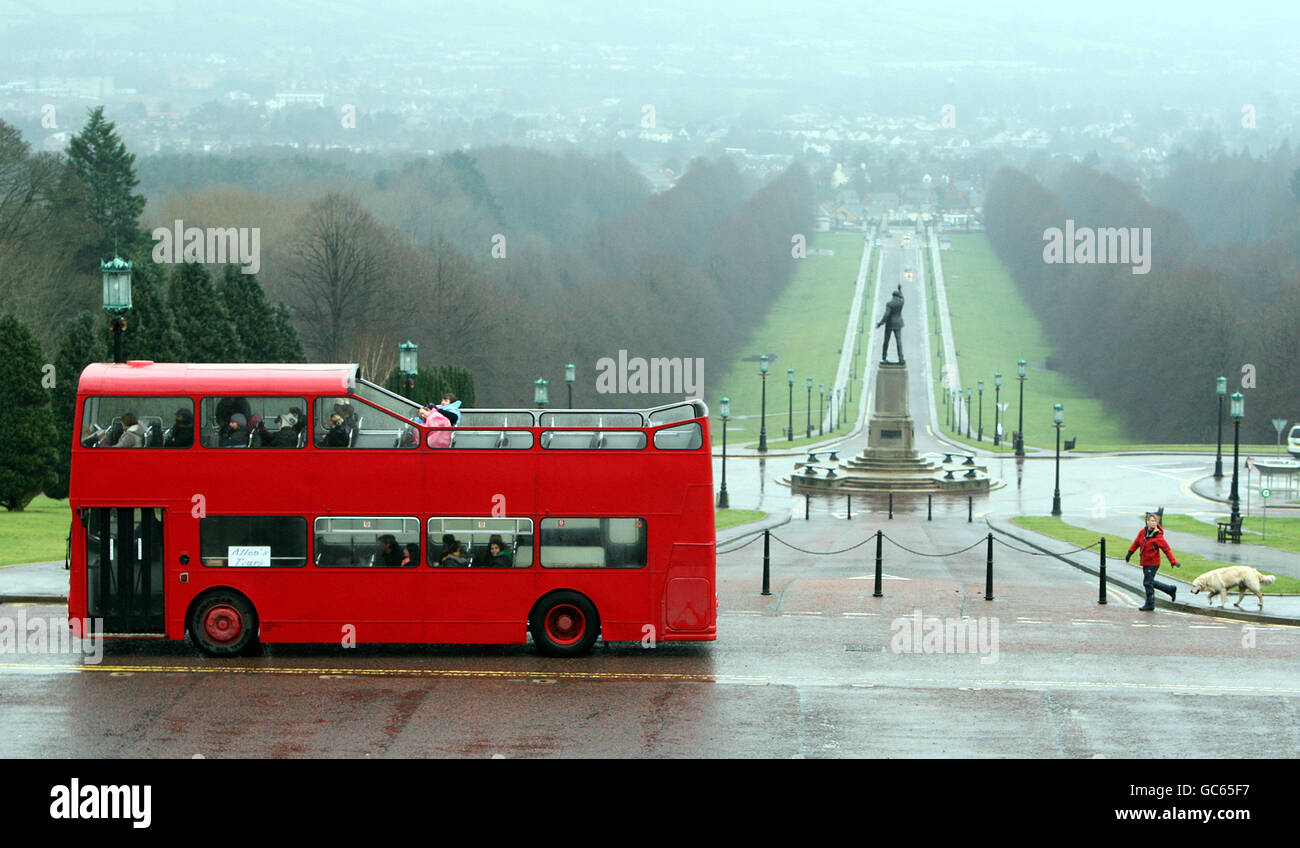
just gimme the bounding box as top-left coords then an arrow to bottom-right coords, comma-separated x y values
762,529 -> 771,596
927,494 -> 932,521
873,530 -> 883,598
805,495 -> 810,520
1098,536 -> 1107,605
984,532 -> 994,600
968,496 -> 973,523
888,492 -> 893,519
847,494 -> 852,520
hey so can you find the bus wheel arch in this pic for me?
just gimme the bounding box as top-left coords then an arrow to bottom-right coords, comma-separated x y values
187,588 -> 260,657
528,590 -> 600,657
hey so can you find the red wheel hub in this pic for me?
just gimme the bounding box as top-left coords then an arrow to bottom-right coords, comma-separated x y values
544,604 -> 585,645
203,605 -> 243,644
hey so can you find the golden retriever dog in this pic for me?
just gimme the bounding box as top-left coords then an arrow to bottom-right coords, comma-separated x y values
1190,566 -> 1276,610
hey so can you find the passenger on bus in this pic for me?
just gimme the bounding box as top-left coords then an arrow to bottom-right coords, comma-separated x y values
264,412 -> 298,448
400,542 -> 420,568
332,401 -> 358,432
320,413 -> 350,447
375,534 -> 403,567
437,393 -> 462,426
219,412 -> 250,447
420,405 -> 452,447
113,412 -> 146,448
482,535 -> 513,568
437,534 -> 471,567
163,408 -> 194,448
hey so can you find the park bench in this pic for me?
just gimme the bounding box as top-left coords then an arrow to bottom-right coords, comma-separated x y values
1216,515 -> 1242,543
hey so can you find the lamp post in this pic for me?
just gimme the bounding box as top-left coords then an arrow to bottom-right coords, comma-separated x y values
1229,392 -> 1244,527
786,369 -> 794,442
836,388 -> 843,430
758,355 -> 770,453
1051,403 -> 1064,516
565,363 -> 576,409
101,255 -> 133,364
965,387 -> 972,438
717,397 -> 730,508
805,376 -> 813,438
534,378 -> 549,409
818,383 -> 825,437
1015,359 -> 1027,457
977,379 -> 984,441
398,340 -> 419,396
993,372 -> 1002,446
1214,376 -> 1226,479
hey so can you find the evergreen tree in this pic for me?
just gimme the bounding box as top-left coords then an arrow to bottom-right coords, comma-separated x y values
0,314 -> 59,510
46,312 -> 99,499
268,302 -> 306,363
168,262 -> 242,362
383,364 -> 475,406
220,265 -> 278,361
65,106 -> 146,257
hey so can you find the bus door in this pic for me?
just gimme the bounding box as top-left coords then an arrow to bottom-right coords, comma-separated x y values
84,507 -> 165,634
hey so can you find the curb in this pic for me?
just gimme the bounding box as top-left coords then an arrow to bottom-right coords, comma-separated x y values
986,517 -> 1300,626
717,512 -> 790,548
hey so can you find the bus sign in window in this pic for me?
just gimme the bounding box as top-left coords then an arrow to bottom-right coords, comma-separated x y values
201,517 -> 307,567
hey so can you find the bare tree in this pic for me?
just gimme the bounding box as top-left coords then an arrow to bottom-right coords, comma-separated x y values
285,193 -> 394,360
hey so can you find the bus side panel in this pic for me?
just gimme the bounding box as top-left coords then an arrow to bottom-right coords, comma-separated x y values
661,483 -> 717,640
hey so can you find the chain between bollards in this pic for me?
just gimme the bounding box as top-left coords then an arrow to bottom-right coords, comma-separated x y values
873,529 -> 883,598
1098,536 -> 1107,604
762,529 -> 771,596
984,532 -> 994,600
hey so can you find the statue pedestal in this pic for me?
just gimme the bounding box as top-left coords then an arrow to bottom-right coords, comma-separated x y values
867,362 -> 915,456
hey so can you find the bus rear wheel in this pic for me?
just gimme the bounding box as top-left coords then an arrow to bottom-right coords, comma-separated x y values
189,591 -> 259,657
530,591 -> 599,657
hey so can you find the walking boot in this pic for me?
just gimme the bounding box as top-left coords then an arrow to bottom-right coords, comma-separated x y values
1167,585 -> 1177,603
1138,604 -> 1154,611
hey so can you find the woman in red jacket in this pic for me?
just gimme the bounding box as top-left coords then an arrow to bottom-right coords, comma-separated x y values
1126,512 -> 1180,610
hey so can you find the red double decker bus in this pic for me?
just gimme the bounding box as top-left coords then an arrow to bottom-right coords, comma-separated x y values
68,362 -> 716,657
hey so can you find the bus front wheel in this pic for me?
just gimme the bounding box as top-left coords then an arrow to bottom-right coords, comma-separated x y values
189,590 -> 259,657
529,591 -> 599,657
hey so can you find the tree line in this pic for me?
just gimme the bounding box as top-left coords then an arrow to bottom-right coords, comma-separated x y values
982,163 -> 1300,444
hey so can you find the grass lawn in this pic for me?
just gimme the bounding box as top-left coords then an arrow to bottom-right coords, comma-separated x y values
716,509 -> 766,530
0,495 -> 72,567
712,231 -> 870,447
1160,514 -> 1300,555
937,234 -> 1132,452
1011,515 -> 1300,592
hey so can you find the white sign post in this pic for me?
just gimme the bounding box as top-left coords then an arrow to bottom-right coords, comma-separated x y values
1261,488 -> 1271,539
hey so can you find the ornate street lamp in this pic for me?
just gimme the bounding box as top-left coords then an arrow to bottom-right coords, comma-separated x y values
977,379 -> 985,441
965,387 -> 972,438
758,355 -> 769,453
565,363 -> 576,409
818,383 -> 825,437
1051,403 -> 1065,516
1214,376 -> 1227,479
1016,359 -> 1027,457
398,340 -> 419,396
534,378 -> 549,409
717,397 -> 731,508
993,372 -> 1003,446
1229,392 -> 1244,527
101,255 -> 133,364
805,376 -> 813,438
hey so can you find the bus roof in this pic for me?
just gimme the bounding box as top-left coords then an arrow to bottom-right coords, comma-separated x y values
77,362 -> 358,396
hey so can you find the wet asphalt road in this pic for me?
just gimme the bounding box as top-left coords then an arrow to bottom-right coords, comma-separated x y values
3,509 -> 1298,757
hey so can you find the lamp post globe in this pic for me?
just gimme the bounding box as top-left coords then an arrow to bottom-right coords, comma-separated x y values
565,363 -> 576,409
534,378 -> 549,409
399,340 -> 419,396
101,255 -> 133,364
